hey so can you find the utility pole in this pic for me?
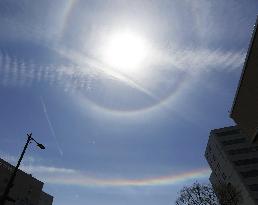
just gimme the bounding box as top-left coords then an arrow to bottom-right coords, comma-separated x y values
0,133 -> 45,205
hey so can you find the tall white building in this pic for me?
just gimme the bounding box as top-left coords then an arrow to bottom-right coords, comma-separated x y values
205,126 -> 258,205
0,158 -> 53,205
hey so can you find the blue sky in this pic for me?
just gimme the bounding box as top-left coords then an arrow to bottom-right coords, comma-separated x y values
0,1 -> 258,205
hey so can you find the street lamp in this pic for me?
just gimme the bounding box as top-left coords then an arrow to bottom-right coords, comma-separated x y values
0,133 -> 45,205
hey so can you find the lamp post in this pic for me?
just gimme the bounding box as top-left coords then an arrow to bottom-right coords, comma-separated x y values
0,133 -> 45,205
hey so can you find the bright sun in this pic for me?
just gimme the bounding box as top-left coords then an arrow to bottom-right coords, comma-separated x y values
102,31 -> 148,74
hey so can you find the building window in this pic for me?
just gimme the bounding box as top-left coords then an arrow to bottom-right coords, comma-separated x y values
241,169 -> 258,178
249,184 -> 258,191
216,129 -> 240,137
222,138 -> 246,146
234,158 -> 258,166
227,147 -> 258,155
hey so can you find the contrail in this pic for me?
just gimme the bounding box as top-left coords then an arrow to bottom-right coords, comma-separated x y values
40,96 -> 63,156
54,46 -> 159,101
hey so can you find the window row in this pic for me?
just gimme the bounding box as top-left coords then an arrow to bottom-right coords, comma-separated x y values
228,146 -> 258,155
241,169 -> 258,178
216,129 -> 240,137
234,158 -> 258,166
222,138 -> 246,146
249,184 -> 258,191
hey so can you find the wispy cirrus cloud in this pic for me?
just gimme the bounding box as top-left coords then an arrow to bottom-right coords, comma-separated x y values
0,151 -> 36,165
21,164 -> 210,188
0,46 -> 246,92
0,1 -> 67,44
0,151 -> 74,175
0,50 -> 95,92
20,165 -> 76,174
1,152 -> 210,188
0,45 -> 246,116
153,47 -> 246,73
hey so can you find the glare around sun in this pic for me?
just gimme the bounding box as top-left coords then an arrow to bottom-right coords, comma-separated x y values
102,31 -> 148,74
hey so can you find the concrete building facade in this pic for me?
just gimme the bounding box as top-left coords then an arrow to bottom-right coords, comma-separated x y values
230,17 -> 258,142
205,126 -> 258,205
0,158 -> 53,205
38,192 -> 53,205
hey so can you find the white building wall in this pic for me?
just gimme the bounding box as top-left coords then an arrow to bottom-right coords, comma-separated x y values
205,126 -> 258,205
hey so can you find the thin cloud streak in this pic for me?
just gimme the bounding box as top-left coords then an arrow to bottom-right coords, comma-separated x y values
0,50 -> 94,92
0,152 -> 18,164
0,46 -> 246,123
153,47 -> 246,73
0,151 -> 36,166
41,168 -> 210,187
21,165 -> 76,174
0,47 -> 245,94
54,46 -> 159,100
44,168 -> 210,188
0,46 -> 246,117
40,96 -> 63,156
20,164 -> 210,188
0,152 -> 211,187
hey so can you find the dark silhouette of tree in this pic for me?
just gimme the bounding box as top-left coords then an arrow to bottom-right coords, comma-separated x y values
175,182 -> 242,205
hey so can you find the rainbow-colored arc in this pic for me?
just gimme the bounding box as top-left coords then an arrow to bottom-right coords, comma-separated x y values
47,167 -> 211,187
